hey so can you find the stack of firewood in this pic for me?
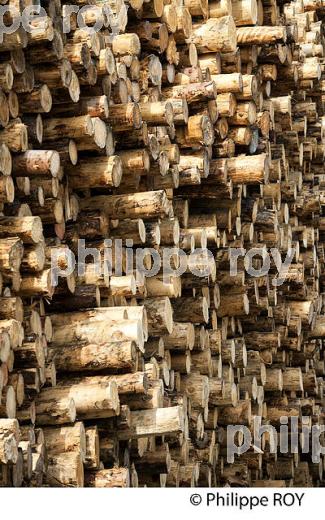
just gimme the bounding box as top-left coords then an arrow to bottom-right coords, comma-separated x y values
1,0 -> 325,487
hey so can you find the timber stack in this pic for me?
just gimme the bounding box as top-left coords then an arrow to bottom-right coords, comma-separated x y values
1,0 -> 325,487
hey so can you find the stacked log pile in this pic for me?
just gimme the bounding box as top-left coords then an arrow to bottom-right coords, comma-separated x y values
1,0 -> 325,487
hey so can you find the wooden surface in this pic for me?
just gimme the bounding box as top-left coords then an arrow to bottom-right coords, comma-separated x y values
0,0 -> 325,487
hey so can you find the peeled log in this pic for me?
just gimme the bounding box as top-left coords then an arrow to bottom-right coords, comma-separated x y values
35,391 -> 76,425
211,73 -> 243,93
172,297 -> 209,323
12,150 -> 60,179
236,26 -> 286,45
190,16 -> 237,54
58,373 -> 148,396
0,418 -> 19,463
309,315 -> 325,337
0,433 -> 17,464
85,467 -> 130,488
43,422 -> 86,461
52,318 -> 144,351
232,0 -> 257,26
162,322 -> 195,351
46,452 -> 84,487
37,381 -> 120,420
0,386 -> 16,418
226,154 -> 269,184
66,156 -> 123,189
144,297 -> 174,334
0,216 -> 43,244
79,190 -> 172,219
42,115 -> 93,141
49,341 -> 137,372
117,406 -> 184,439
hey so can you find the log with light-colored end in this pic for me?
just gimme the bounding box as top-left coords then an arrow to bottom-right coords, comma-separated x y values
117,406 -> 184,440
43,422 -> 86,461
85,467 -> 130,487
190,16 -> 237,54
46,452 -> 84,487
49,340 -> 137,373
